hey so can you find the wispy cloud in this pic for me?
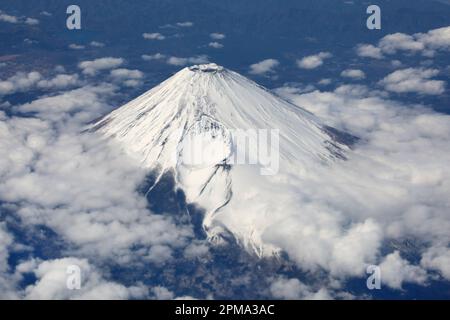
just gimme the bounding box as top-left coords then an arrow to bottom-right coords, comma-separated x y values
210,33 -> 226,40
142,32 -> 165,40
176,21 -> 193,27
68,43 -> 85,50
142,53 -> 166,61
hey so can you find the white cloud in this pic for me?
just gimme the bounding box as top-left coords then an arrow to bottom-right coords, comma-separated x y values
144,54 -> 209,66
418,26 -> 450,50
356,26 -> 450,58
379,68 -> 446,95
37,74 -> 81,90
78,57 -> 124,76
266,84 -> 450,284
22,258 -> 148,299
90,41 -> 105,48
318,78 -> 332,86
69,43 -> 85,50
0,10 -> 39,25
152,286 -> 174,299
24,38 -> 37,45
183,242 -> 209,259
0,223 -> 19,299
15,84 -> 115,122
142,53 -> 166,61
0,71 -> 42,95
109,68 -> 143,81
379,251 -> 427,289
421,247 -> 450,280
142,32 -> 165,40
166,55 -> 209,66
0,86 -> 194,269
391,60 -> 403,68
208,42 -> 223,49
25,17 -> 39,25
210,33 -> 226,40
249,59 -> 279,75
379,33 -> 425,54
297,52 -> 332,69
356,44 -> 384,59
0,12 -> 19,23
0,71 -> 81,96
341,69 -> 366,80
176,21 -> 193,27
269,277 -> 331,300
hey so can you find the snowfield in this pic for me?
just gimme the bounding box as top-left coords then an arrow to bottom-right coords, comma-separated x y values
92,63 -> 349,254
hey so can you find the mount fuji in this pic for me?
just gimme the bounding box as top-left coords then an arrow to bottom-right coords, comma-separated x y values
91,63 -> 351,255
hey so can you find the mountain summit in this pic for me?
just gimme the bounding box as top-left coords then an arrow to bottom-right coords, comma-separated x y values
92,63 -> 349,254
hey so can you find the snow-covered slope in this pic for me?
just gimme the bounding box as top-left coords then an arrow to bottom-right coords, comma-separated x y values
92,63 -> 348,255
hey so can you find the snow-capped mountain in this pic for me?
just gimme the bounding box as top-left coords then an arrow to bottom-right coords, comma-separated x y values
92,63 -> 349,255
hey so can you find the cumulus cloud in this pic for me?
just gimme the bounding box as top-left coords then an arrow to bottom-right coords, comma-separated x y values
0,71 -> 42,95
14,84 -> 115,122
380,33 -> 425,55
0,223 -> 17,299
0,71 -> 82,97
379,68 -> 446,95
269,277 -> 331,300
356,44 -> 384,59
297,52 -> 332,69
208,42 -> 223,49
0,10 -> 39,25
210,33 -> 226,40
253,83 -> 450,286
78,57 -> 124,76
0,84 -> 194,274
143,32 -> 165,40
356,26 -> 450,58
183,242 -> 209,260
110,68 -> 143,81
36,74 -> 81,90
379,251 -> 428,289
421,247 -> 450,280
341,69 -> 366,80
249,59 -> 279,75
21,258 -> 148,299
